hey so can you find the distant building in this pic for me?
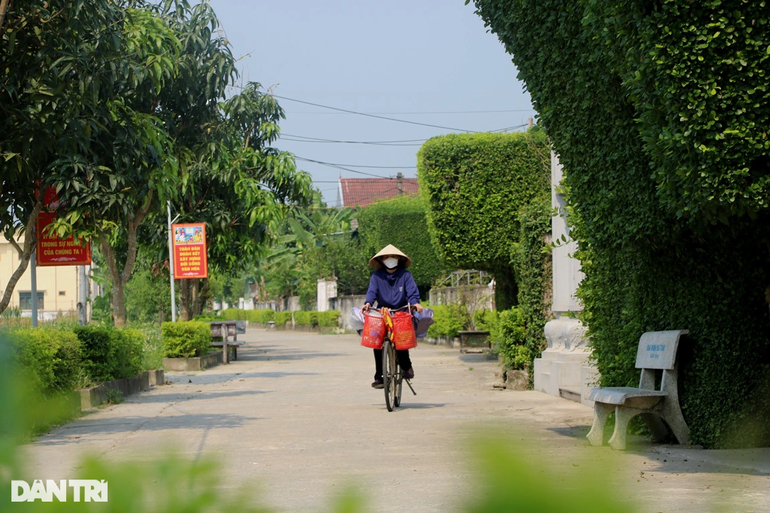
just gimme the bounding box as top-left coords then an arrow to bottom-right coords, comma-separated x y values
0,234 -> 97,321
336,173 -> 419,208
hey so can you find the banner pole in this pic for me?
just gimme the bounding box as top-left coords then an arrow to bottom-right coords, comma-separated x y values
31,249 -> 38,327
168,201 -> 177,322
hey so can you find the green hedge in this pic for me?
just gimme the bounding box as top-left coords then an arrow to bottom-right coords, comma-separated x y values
427,305 -> 466,339
275,311 -> 292,327
472,0 -> 770,447
512,199 -> 553,381
491,308 -> 529,371
9,327 -> 82,396
220,309 -> 275,324
318,311 -> 340,328
293,310 -> 317,327
357,195 -> 450,291
74,325 -> 144,383
417,131 -> 550,309
219,309 -> 339,328
162,322 -> 211,358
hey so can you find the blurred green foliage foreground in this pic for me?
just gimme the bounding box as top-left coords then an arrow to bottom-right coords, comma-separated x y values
0,332 -> 639,513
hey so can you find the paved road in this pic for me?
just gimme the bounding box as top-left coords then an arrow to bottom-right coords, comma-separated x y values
22,329 -> 770,512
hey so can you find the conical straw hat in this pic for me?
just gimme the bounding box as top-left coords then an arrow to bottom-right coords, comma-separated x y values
369,244 -> 412,270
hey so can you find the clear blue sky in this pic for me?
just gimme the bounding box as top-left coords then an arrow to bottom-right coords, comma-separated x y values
207,0 -> 535,206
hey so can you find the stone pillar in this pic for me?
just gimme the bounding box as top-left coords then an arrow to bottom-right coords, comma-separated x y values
533,151 -> 598,405
316,279 -> 338,312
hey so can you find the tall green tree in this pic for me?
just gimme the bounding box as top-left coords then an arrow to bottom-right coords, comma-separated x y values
0,0 -> 131,315
46,4 -> 181,327
257,194 -> 358,308
156,81 -> 313,320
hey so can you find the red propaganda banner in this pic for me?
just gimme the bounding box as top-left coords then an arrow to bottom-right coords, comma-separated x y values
172,223 -> 208,279
36,194 -> 92,266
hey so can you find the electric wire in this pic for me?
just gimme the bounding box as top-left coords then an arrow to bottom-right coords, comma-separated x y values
294,156 -> 391,178
275,94 -> 478,132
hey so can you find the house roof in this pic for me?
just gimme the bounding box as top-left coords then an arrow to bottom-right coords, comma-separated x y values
339,177 -> 419,208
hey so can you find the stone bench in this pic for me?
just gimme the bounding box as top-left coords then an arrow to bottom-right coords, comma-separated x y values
209,321 -> 240,364
586,329 -> 690,450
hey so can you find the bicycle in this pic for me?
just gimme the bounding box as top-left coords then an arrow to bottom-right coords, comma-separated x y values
380,306 -> 417,412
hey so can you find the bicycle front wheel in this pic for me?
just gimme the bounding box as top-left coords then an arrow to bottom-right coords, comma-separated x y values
394,362 -> 403,407
383,340 -> 397,412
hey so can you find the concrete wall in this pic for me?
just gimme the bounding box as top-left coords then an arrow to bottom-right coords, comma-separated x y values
253,296 -> 301,312
429,285 -> 494,311
329,295 -> 367,331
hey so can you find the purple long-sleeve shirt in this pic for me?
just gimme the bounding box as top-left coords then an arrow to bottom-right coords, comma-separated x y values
365,268 -> 420,309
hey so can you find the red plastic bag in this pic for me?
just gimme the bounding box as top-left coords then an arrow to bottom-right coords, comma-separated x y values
391,311 -> 417,350
361,310 -> 386,349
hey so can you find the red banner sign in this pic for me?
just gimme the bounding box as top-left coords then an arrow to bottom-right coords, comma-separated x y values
172,223 -> 208,279
36,209 -> 91,266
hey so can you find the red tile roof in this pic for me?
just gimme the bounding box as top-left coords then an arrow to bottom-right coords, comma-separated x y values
339,177 -> 419,208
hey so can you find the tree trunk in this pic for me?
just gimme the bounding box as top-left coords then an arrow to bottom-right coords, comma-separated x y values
0,0 -> 10,35
97,191 -> 154,327
179,279 -> 211,320
192,279 -> 209,317
0,201 -> 42,315
179,279 -> 196,321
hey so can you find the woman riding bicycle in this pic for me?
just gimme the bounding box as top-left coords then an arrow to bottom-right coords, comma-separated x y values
363,244 -> 423,388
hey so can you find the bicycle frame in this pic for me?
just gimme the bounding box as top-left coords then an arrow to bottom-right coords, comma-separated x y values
379,305 -> 417,411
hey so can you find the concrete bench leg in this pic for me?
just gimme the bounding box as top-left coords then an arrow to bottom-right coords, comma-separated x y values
587,402 -> 614,447
608,406 -> 639,450
660,405 -> 690,446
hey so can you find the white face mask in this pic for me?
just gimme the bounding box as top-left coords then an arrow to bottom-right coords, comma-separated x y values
383,257 -> 399,269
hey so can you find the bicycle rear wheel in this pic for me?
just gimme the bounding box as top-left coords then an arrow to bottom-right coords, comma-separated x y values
383,340 -> 397,411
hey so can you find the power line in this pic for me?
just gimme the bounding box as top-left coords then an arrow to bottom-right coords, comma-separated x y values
280,125 -> 528,147
312,162 -> 415,170
294,156 -> 391,178
281,135 -> 425,147
288,108 -> 533,115
274,95 -> 478,132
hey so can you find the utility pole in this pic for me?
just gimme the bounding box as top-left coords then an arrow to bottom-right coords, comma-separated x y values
397,172 -> 403,195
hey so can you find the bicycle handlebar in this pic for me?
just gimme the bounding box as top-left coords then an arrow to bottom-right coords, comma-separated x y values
363,304 -> 414,314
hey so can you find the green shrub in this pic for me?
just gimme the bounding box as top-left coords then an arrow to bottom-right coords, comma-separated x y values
318,310 -> 340,328
474,309 -> 498,333
221,309 -> 274,324
162,321 -> 211,358
275,311 -> 292,326
133,323 -> 164,371
293,310 -> 319,327
74,325 -> 144,383
492,308 -> 529,371
9,327 -> 82,396
427,304 -> 466,339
